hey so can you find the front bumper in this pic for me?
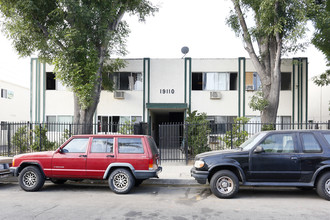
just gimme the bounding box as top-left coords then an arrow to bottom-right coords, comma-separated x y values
191,167 -> 209,184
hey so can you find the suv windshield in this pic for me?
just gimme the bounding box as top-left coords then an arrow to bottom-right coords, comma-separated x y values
240,132 -> 267,151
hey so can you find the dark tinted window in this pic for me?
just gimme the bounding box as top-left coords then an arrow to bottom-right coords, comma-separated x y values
259,133 -> 295,153
46,72 -> 56,90
323,134 -> 330,145
63,138 -> 89,153
147,137 -> 159,155
91,138 -> 113,153
301,133 -> 322,153
118,138 -> 144,154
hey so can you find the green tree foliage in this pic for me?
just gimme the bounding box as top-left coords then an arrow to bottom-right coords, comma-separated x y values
30,125 -> 56,151
11,126 -> 31,152
186,111 -> 211,155
220,117 -> 250,149
0,0 -> 157,133
227,0 -> 310,124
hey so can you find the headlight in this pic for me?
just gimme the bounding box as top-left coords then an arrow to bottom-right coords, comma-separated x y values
194,160 -> 205,168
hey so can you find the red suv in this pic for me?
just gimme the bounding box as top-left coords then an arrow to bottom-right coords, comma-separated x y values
10,135 -> 162,194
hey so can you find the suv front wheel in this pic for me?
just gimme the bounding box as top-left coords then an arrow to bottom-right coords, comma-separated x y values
210,170 -> 239,199
108,168 -> 135,194
316,172 -> 330,201
19,166 -> 45,192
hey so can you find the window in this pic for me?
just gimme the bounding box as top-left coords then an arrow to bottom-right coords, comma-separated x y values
1,121 -> 8,130
281,72 -> 291,90
192,72 -> 237,91
118,138 -> 144,154
112,72 -> 142,91
62,138 -> 89,153
46,115 -> 73,132
323,134 -> 330,145
46,72 -> 56,90
1,89 -> 7,98
147,137 -> 159,155
91,138 -> 113,153
259,133 -> 295,153
301,133 -> 322,153
98,116 -> 141,133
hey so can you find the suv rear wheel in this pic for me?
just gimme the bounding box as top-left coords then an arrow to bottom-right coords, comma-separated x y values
316,172 -> 330,201
108,168 -> 135,194
19,166 -> 45,192
210,170 -> 239,199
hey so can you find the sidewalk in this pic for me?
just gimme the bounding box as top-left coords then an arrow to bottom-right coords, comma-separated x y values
144,162 -> 199,186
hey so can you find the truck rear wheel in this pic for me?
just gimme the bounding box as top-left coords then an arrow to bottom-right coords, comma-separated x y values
19,166 -> 45,192
108,168 -> 135,194
316,172 -> 330,201
210,170 -> 239,199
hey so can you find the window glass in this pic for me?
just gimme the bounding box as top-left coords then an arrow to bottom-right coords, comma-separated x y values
62,138 -> 89,153
192,72 -> 203,90
259,133 -> 294,153
148,137 -> 159,155
203,72 -> 229,91
301,134 -> 322,153
118,138 -> 144,154
91,138 -> 113,153
323,134 -> 330,145
281,72 -> 291,90
46,72 -> 56,90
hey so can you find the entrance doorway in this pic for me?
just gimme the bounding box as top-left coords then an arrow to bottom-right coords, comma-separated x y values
150,110 -> 184,145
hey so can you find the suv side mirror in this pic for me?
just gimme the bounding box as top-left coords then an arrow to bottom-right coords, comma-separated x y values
58,148 -> 63,153
254,146 -> 265,153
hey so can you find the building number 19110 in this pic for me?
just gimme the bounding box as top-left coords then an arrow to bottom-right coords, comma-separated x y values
160,89 -> 175,94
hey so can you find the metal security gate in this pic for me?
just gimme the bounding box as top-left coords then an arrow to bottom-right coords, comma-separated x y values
158,123 -> 188,164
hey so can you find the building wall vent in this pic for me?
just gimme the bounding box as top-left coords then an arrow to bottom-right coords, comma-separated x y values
210,91 -> 221,99
114,91 -> 125,99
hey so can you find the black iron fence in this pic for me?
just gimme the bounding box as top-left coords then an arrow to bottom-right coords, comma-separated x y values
0,122 -> 148,156
1,121 -> 329,164
158,121 -> 330,164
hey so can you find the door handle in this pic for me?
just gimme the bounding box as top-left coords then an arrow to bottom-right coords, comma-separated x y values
79,155 -> 87,158
290,156 -> 298,160
106,155 -> 114,158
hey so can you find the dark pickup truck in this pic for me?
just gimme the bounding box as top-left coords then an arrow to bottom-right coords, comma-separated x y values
191,130 -> 330,200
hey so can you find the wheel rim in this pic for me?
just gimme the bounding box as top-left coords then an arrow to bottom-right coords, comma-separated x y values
22,171 -> 37,188
216,176 -> 234,195
113,172 -> 129,190
325,179 -> 330,195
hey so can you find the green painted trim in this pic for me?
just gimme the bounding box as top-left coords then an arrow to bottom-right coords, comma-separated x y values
34,59 -> 38,123
146,103 -> 188,109
42,63 -> 46,122
300,58 -> 303,124
304,58 -> 308,123
184,58 -> 187,104
147,58 -> 150,103
297,58 -> 300,125
30,58 -> 36,122
187,58 -> 192,113
292,58 -> 296,123
242,57 -> 246,117
143,58 -> 147,122
238,57 -> 242,117
37,60 -> 41,123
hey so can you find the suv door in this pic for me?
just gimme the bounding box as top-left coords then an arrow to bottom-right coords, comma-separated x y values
86,137 -> 116,178
52,138 -> 90,177
249,133 -> 301,182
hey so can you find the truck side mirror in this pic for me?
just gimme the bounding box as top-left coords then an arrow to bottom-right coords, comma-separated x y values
254,146 -> 265,153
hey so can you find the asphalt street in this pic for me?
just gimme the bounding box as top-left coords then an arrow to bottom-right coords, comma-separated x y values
1,180 -> 330,220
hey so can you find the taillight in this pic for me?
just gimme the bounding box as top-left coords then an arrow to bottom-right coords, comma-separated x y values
149,158 -> 154,169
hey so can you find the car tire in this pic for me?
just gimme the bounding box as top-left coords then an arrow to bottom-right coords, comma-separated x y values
316,172 -> 330,201
210,170 -> 239,199
19,166 -> 45,192
50,179 -> 67,184
108,168 -> 135,194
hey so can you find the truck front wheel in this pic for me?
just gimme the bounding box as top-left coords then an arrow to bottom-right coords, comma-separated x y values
210,170 -> 239,199
19,166 -> 45,192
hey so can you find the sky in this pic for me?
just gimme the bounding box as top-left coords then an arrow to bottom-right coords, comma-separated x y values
0,0 -> 327,88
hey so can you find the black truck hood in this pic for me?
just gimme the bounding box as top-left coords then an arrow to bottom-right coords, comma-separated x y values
195,149 -> 242,160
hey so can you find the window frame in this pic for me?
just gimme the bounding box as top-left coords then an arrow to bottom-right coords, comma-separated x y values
300,133 -> 323,153
117,137 -> 144,154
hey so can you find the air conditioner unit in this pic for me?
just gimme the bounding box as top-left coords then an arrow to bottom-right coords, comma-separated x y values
114,91 -> 125,99
210,91 -> 221,99
246,85 -> 254,91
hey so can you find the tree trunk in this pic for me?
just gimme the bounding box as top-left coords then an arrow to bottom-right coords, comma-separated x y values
73,71 -> 102,135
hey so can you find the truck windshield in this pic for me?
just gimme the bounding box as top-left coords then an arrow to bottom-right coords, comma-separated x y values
240,132 -> 266,151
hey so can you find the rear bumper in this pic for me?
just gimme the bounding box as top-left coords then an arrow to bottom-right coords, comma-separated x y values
191,167 -> 209,184
134,166 -> 162,179
9,167 -> 19,177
